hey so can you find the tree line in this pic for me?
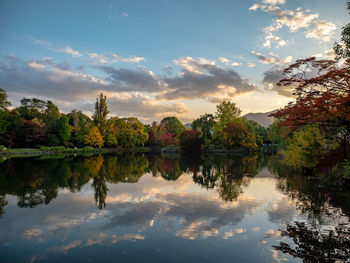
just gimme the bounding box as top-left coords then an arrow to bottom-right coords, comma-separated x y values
0,89 -> 279,152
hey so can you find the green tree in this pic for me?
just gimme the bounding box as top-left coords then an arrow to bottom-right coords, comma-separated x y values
285,125 -> 337,169
57,115 -> 71,145
105,117 -> 148,148
245,120 -> 265,147
105,117 -> 119,147
17,98 -> 47,120
160,117 -> 185,138
215,101 -> 241,129
93,93 -> 109,136
192,113 -> 215,145
334,2 -> 350,60
213,101 -> 242,141
0,88 -> 11,111
67,110 -> 92,146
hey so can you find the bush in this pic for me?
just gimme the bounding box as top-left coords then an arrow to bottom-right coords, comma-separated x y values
40,146 -> 65,152
81,146 -> 94,152
0,145 -> 6,151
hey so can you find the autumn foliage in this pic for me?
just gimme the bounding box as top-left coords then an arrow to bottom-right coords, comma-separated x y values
272,57 -> 350,133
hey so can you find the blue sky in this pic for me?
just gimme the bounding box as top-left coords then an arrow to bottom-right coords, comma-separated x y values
0,0 -> 348,122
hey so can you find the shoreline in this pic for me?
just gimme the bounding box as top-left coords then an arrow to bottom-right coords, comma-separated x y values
0,145 -> 278,158
0,147 -> 151,157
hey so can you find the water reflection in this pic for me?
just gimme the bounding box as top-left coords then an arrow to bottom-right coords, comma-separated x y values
0,154 -> 349,262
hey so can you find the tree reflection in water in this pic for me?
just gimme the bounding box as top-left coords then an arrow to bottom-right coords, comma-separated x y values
268,156 -> 350,262
0,153 -> 350,262
274,222 -> 350,262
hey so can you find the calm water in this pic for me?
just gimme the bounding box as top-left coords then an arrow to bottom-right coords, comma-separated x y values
0,153 -> 349,263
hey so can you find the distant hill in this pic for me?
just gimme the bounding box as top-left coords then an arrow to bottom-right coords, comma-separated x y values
243,110 -> 276,128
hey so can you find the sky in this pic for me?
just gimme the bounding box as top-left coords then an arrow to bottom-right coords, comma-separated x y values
0,0 -> 348,123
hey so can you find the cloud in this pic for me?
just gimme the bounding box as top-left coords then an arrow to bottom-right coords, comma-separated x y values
87,52 -> 145,64
159,57 -> 257,102
218,57 -> 230,63
262,0 -> 285,4
231,62 -> 241,67
262,67 -> 293,96
50,46 -> 83,57
250,51 -> 292,66
0,56 -> 103,101
28,37 -> 145,64
250,1 -> 337,47
312,48 -> 335,59
98,65 -> 162,93
247,63 -> 256,68
0,56 -> 191,119
218,57 -> 242,67
106,93 -> 190,119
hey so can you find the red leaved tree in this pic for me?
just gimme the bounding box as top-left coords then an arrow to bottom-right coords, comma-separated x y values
273,57 -> 350,132
272,57 -> 350,157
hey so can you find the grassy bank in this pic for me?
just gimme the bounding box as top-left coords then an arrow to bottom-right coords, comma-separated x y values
0,146 -> 151,157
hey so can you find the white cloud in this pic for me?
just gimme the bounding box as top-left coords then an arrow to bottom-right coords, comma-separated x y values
262,0 -> 285,4
28,37 -> 144,64
218,57 -> 230,63
50,46 -> 83,57
250,1 -> 337,47
250,50 -> 292,66
231,62 -> 241,66
247,63 -> 256,68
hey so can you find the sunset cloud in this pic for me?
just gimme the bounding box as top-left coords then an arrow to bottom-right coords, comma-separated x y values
160,57 -> 257,101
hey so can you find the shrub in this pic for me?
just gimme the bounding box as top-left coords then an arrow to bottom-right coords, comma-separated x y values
0,145 -> 6,151
40,146 -> 65,152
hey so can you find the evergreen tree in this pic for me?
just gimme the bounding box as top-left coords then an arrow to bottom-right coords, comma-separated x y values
93,93 -> 109,136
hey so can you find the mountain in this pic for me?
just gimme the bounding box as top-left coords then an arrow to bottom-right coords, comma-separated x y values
243,110 -> 277,128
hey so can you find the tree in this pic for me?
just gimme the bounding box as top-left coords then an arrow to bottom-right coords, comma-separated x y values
334,2 -> 350,60
265,122 -> 283,145
0,88 -> 11,111
213,101 -> 242,140
274,222 -> 350,262
93,93 -> 109,136
160,117 -> 185,138
20,119 -> 46,148
106,117 -> 148,148
67,110 -> 92,146
179,129 -> 203,152
57,115 -> 71,145
17,98 -> 47,120
245,120 -> 265,147
160,132 -> 174,146
285,125 -> 336,169
84,126 -> 103,148
222,122 -> 257,151
215,101 -> 241,129
192,113 -> 215,145
272,57 -> 350,133
147,121 -> 167,146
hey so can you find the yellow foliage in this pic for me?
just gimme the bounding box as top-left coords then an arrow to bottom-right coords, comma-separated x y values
84,126 -> 103,148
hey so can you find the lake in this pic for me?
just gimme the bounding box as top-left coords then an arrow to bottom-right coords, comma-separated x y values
0,153 -> 349,262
